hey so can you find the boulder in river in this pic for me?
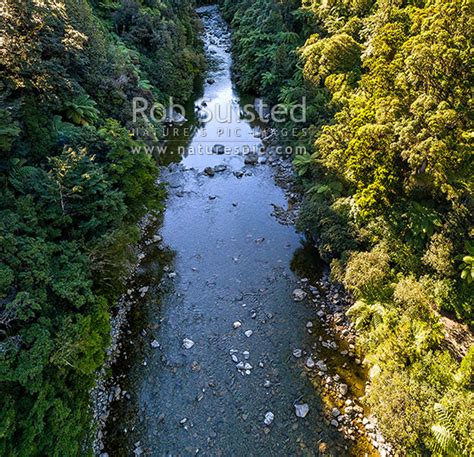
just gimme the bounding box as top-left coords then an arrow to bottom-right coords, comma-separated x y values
264,412 -> 274,426
164,109 -> 187,125
294,403 -> 309,418
293,349 -> 302,358
244,154 -> 258,165
214,164 -> 227,172
212,144 -> 226,154
316,360 -> 327,371
182,338 -> 195,349
292,289 -> 307,301
204,167 -> 215,177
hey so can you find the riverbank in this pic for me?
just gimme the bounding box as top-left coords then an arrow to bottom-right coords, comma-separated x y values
256,137 -> 393,456
91,211 -> 165,455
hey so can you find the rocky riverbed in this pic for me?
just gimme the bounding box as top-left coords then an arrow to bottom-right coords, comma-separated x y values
94,5 -> 392,456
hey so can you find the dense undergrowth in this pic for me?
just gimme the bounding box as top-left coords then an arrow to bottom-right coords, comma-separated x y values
0,1 -> 203,455
223,0 -> 473,454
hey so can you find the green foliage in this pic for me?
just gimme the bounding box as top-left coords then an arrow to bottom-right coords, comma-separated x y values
431,403 -> 461,456
293,152 -> 313,177
343,246 -> 391,299
401,202 -> 443,248
301,32 -> 362,85
297,196 -> 359,261
0,0 -> 203,454
223,0 -> 303,103
347,299 -> 386,331
228,0 -> 473,454
0,109 -> 21,154
458,241 -> 474,285
98,119 -> 164,220
63,94 -> 100,126
423,233 -> 456,277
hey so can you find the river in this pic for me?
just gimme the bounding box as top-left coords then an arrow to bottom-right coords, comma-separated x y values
102,6 -> 375,456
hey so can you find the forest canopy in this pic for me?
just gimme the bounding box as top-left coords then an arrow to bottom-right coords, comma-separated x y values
0,0 -> 203,455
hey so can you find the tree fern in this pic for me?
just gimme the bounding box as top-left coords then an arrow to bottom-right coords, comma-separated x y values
63,94 -> 100,126
347,300 -> 386,331
293,152 -> 313,177
431,403 -> 461,456
8,158 -> 43,194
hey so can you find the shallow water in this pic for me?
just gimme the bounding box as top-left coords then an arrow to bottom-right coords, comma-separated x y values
103,6 -> 367,456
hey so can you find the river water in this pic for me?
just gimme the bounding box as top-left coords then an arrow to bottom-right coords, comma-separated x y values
103,6 -> 370,456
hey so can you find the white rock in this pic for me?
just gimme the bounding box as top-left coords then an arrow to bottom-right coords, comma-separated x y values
331,407 -> 341,417
292,349 -> 302,358
295,403 -> 309,418
182,338 -> 195,349
233,321 -> 242,329
244,363 -> 253,370
231,355 -> 238,363
150,340 -> 160,348
243,351 -> 250,359
306,321 -> 313,328
316,360 -> 327,371
138,286 -> 149,297
305,357 -> 315,368
292,289 -> 307,301
244,330 -> 253,338
264,411 -> 274,426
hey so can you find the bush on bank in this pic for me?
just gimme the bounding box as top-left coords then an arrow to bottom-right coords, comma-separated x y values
224,0 -> 473,454
0,0 -> 203,454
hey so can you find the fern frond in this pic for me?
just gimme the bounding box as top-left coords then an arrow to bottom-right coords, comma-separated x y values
431,404 -> 461,455
434,403 -> 456,434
